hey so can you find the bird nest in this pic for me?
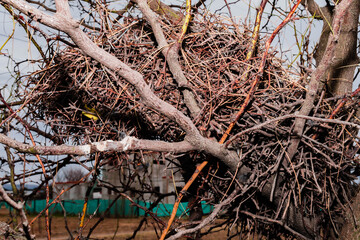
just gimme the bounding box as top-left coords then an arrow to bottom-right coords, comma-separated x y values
26,12 -> 360,238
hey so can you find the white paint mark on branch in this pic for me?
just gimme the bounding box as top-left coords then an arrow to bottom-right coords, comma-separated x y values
93,140 -> 114,152
121,136 -> 134,151
78,144 -> 91,154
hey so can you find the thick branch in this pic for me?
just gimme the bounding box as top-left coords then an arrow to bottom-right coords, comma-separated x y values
136,0 -> 201,118
286,0 -> 353,162
300,0 -> 323,18
0,134 -> 196,155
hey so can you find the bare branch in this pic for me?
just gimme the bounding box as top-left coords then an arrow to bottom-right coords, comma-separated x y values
0,134 -> 196,155
136,0 -> 201,118
0,184 -> 33,239
227,114 -> 360,144
166,189 -> 238,240
3,0 -> 68,30
286,0 -> 354,162
54,0 -> 72,18
301,0 -> 323,18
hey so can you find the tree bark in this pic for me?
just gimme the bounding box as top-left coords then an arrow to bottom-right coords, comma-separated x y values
314,1 -> 360,96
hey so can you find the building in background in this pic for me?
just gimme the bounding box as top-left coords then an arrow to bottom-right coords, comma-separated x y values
101,153 -> 185,204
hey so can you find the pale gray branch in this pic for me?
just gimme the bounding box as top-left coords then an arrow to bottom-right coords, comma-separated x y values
0,184 -> 32,239
54,0 -> 72,18
4,0 -> 66,29
0,134 -> 196,155
136,0 -> 201,118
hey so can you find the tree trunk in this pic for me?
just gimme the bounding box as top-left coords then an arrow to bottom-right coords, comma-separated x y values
314,1 -> 360,96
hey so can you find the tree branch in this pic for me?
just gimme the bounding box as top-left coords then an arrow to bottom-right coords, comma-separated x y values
301,0 -> 323,18
285,0 -> 353,163
0,134 -> 196,155
136,0 -> 201,118
0,184 -> 33,239
166,189 -> 238,240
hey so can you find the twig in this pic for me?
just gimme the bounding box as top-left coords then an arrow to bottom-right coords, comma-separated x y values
221,0 -> 302,144
227,114 -> 360,145
165,189 -> 238,240
159,161 -> 208,240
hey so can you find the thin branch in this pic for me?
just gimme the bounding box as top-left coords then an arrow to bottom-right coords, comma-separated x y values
166,189 -> 238,240
0,184 -> 33,239
160,161 -> 208,240
227,114 -> 360,145
221,0 -> 302,143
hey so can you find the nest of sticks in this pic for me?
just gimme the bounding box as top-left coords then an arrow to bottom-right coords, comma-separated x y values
27,12 -> 360,237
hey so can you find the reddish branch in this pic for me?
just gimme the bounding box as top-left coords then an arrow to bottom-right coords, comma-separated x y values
159,161 -> 208,240
329,85 -> 360,119
220,0 -> 302,144
311,85 -> 360,140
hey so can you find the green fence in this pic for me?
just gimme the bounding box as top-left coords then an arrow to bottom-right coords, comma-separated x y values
1,199 -> 213,217
138,201 -> 213,217
25,199 -> 137,217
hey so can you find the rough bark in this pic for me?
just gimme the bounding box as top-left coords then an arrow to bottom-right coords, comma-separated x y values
269,0 -> 357,238
136,0 -> 202,119
313,1 -> 360,96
